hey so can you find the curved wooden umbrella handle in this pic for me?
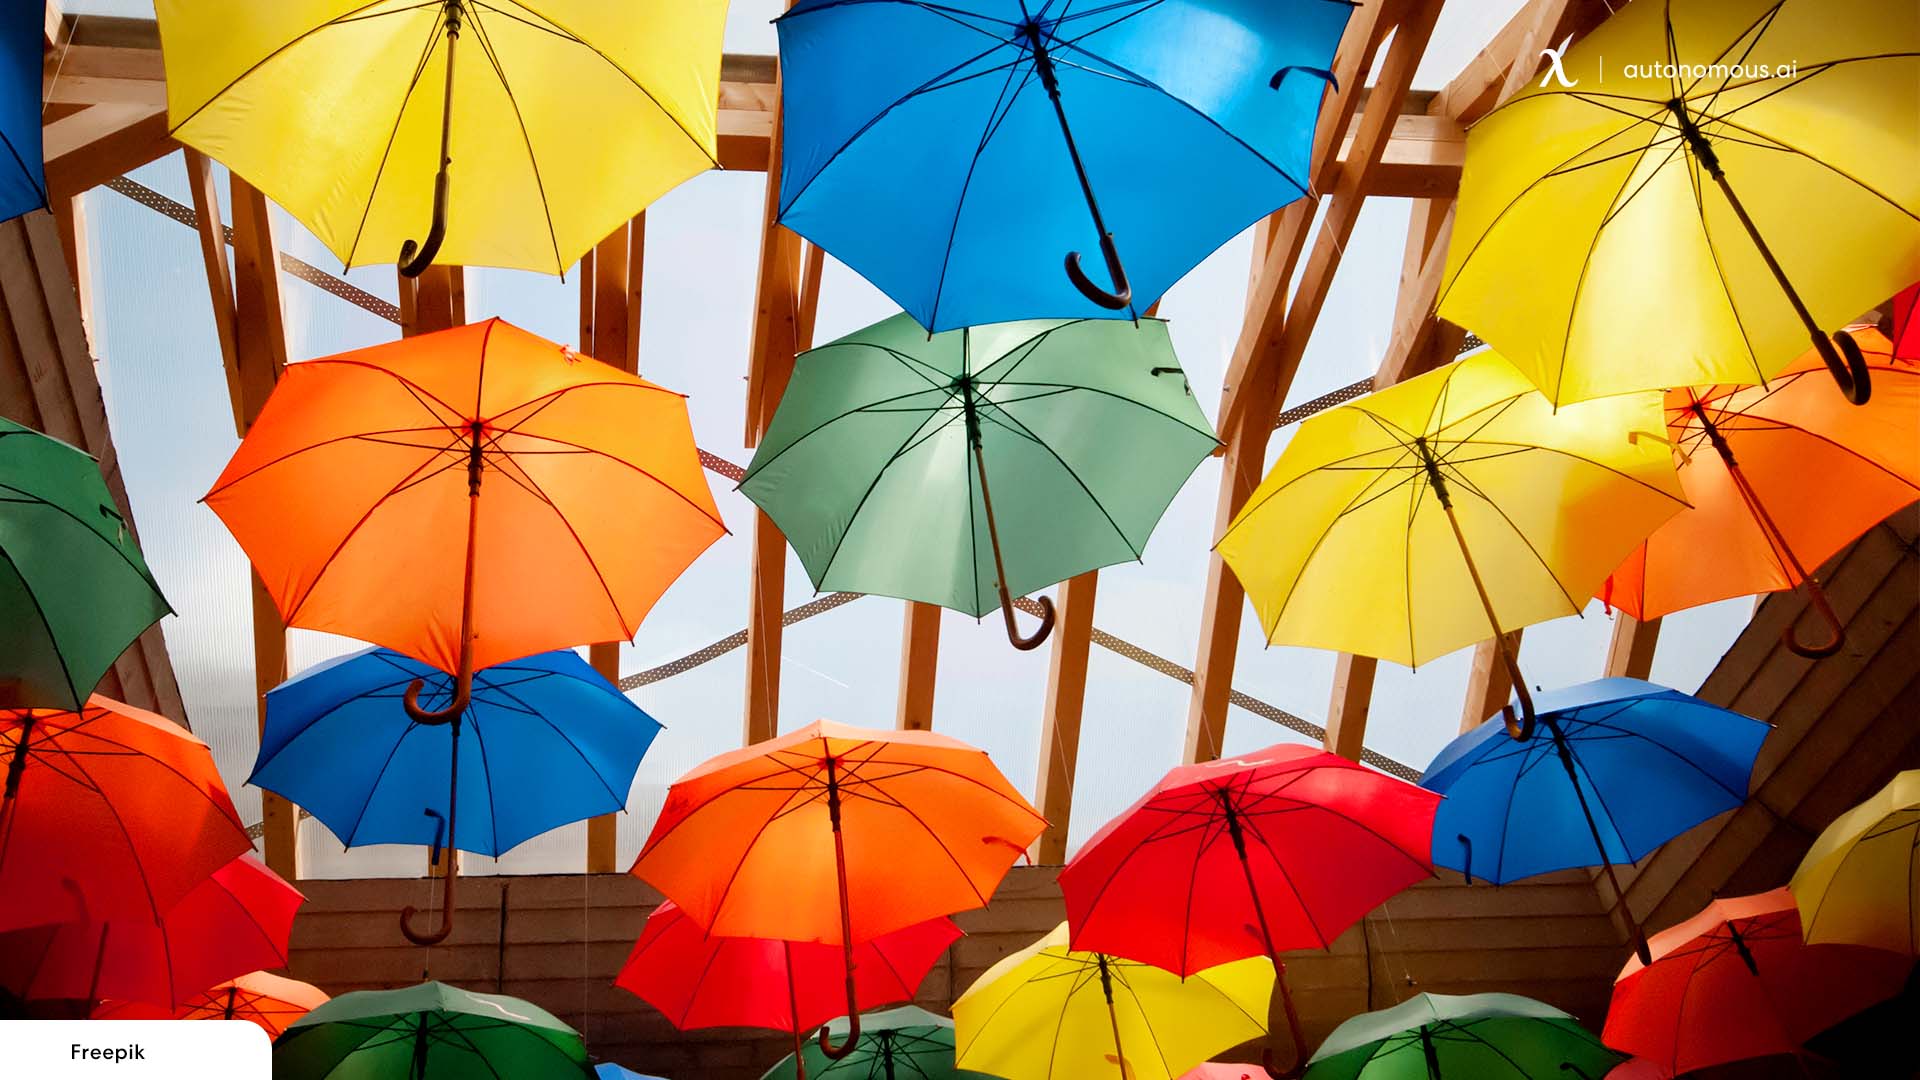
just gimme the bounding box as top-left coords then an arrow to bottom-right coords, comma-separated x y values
1003,593 -> 1055,651
1815,329 -> 1873,406
1065,234 -> 1132,310
1783,577 -> 1845,659
1500,652 -> 1538,741
399,2 -> 460,278
400,863 -> 457,946
817,1006 -> 860,1060
1260,1045 -> 1304,1080
403,677 -> 469,725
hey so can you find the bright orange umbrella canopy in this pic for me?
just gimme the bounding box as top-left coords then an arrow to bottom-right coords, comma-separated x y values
97,971 -> 330,1038
631,720 -> 1045,945
1602,328 -> 1919,621
204,319 -> 725,674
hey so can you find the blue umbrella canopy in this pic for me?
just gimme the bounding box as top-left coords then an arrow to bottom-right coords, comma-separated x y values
596,1064 -> 668,1080
0,6 -> 43,223
1421,678 -> 1768,886
775,0 -> 1351,332
252,647 -> 660,858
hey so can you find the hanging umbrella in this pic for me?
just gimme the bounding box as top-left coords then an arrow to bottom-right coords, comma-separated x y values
1790,770 -> 1920,954
1435,0 -> 1920,407
631,720 -> 1044,1059
1601,327 -> 1919,655
1301,993 -> 1622,1080
1422,678 -> 1767,964
741,313 -> 1216,649
0,2 -> 43,223
251,646 -> 660,930
1,419 -> 172,711
274,981 -> 592,1080
775,0 -> 1351,331
764,1006 -> 987,1080
1602,888 -> 1913,1075
0,697 -> 249,933
1182,1067 -> 1264,1080
953,922 -> 1271,1080
1216,349 -> 1686,735
596,1066 -> 668,1080
1603,1063 -> 1668,1080
1893,282 -> 1919,360
205,319 -> 722,943
0,853 -> 301,1010
617,900 -> 959,1067
1060,743 -> 1439,1074
96,971 -> 330,1038
155,0 -> 726,276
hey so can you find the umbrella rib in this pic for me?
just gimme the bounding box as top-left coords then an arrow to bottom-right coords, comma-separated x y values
479,675 -> 637,813
464,5 -> 566,274
988,380 -> 1221,440
687,780 -> 827,933
479,451 -> 635,643
1441,468 -> 1586,618
809,403 -> 970,596
165,0 -> 402,135
1105,963 -> 1180,1077
41,746 -> 174,924
461,711 -> 505,857
925,41 -> 1040,332
973,404 -> 1143,560
341,7 -> 454,269
202,422 -> 460,501
1679,0 -> 1787,104
1447,438 -> 1690,506
0,479 -> 169,612
0,546 -> 85,707
486,427 -> 727,532
333,717 -> 443,850
1701,110 -> 1920,224
782,0 -> 1019,38
738,382 -> 959,485
1558,710 -> 1755,805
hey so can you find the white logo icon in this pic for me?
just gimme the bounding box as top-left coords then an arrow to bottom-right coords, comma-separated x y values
1539,34 -> 1579,89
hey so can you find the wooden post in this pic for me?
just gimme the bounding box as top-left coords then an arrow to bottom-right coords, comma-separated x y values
1605,615 -> 1662,680
1032,571 -> 1098,862
896,603 -> 941,732
1323,654 -> 1377,762
1460,630 -> 1525,733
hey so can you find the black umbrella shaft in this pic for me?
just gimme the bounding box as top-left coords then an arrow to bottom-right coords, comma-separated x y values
1550,730 -> 1647,960
3,712 -> 32,801
824,754 -> 859,1029
1420,1026 -> 1442,1080
224,986 -> 238,1021
412,1015 -> 430,1080
1023,23 -> 1117,248
1096,954 -> 1127,1078
1220,789 -> 1307,1067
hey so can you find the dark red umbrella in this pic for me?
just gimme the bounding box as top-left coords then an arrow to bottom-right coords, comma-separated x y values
1058,743 -> 1439,1076
1894,281 -> 1919,360
1603,888 -> 1912,1075
0,854 -> 302,1009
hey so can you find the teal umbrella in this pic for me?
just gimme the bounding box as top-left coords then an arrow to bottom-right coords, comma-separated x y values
741,314 -> 1216,649
273,982 -> 592,1080
0,419 -> 169,710
762,1006 -> 989,1080
1303,993 -> 1623,1080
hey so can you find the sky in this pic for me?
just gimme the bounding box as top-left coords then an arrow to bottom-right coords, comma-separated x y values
62,0 -> 1753,878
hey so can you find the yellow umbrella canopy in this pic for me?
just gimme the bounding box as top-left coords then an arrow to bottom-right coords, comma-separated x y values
155,1 -> 725,276
1790,770 -> 1920,954
1436,0 -> 1920,407
1217,350 -> 1684,731
953,923 -> 1271,1080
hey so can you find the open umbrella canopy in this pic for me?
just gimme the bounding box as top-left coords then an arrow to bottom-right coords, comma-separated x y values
1,419 -> 171,712
763,1006 -> 984,1080
616,900 -> 960,1034
275,982 -> 593,1080
204,318 -> 724,678
96,971 -> 330,1039
596,1066 -> 668,1080
253,646 -> 660,857
1894,282 -> 1919,360
1436,0 -> 1920,407
0,854 -> 301,1010
1603,888 -> 1914,1075
1302,993 -> 1623,1080
1602,328 -> 1920,628
0,2 -> 43,222
0,697 -> 249,933
156,0 -> 726,275
1422,679 -> 1768,885
953,923 -> 1270,1080
1790,770 -> 1920,953
741,313 -> 1216,647
774,0 -> 1352,331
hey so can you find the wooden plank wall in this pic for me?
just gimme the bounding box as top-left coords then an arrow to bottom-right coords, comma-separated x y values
285,867 -> 1622,1080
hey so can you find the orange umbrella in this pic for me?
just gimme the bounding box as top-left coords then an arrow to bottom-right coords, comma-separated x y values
205,318 -> 724,943
630,719 -> 1044,1060
96,971 -> 329,1038
1602,328 -> 1918,652
0,697 -> 249,934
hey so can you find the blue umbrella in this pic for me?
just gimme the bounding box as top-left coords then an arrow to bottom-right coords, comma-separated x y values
1,6 -> 44,223
775,0 -> 1352,332
1421,677 -> 1768,965
252,647 -> 660,941
596,1064 -> 668,1080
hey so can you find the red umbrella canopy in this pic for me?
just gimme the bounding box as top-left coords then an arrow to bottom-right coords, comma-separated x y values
1059,742 -> 1438,975
1603,888 -> 1912,1075
0,698 -> 250,933
0,854 -> 302,1009
615,900 -> 960,1033
95,970 -> 329,1038
1893,281 -> 1918,360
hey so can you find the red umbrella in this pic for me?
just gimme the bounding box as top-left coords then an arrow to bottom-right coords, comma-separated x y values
616,900 -> 959,1068
0,698 -> 251,933
1058,743 -> 1439,1076
1893,281 -> 1918,360
1603,888 -> 1912,1075
94,970 -> 329,1038
0,854 -> 302,1009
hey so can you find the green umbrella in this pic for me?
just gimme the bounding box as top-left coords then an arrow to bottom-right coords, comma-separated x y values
741,314 -> 1216,650
763,1006 -> 990,1080
0,419 -> 169,710
1304,993 -> 1623,1080
273,981 -> 592,1080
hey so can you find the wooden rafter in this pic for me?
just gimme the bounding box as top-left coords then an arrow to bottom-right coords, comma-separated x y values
1604,614 -> 1661,680
1032,571 -> 1098,862
896,602 -> 941,732
1459,630 -> 1525,734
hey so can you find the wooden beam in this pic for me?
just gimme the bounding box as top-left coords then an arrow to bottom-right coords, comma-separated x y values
183,150 -> 245,434
1324,653 -> 1377,762
896,603 -> 941,732
1460,630 -> 1524,734
1033,571 -> 1098,863
1431,0 -> 1615,123
42,107 -> 172,199
1604,615 -> 1661,680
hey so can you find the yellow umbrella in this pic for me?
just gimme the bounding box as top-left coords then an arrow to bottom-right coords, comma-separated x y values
1790,770 -> 1920,954
953,923 -> 1271,1080
155,1 -> 725,276
1216,350 -> 1685,735
1436,0 -> 1920,407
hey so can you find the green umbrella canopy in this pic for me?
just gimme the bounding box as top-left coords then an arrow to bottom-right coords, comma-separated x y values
0,419 -> 169,710
274,981 -> 592,1080
1304,993 -> 1623,1080
762,1006 -> 992,1080
741,314 -> 1217,624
